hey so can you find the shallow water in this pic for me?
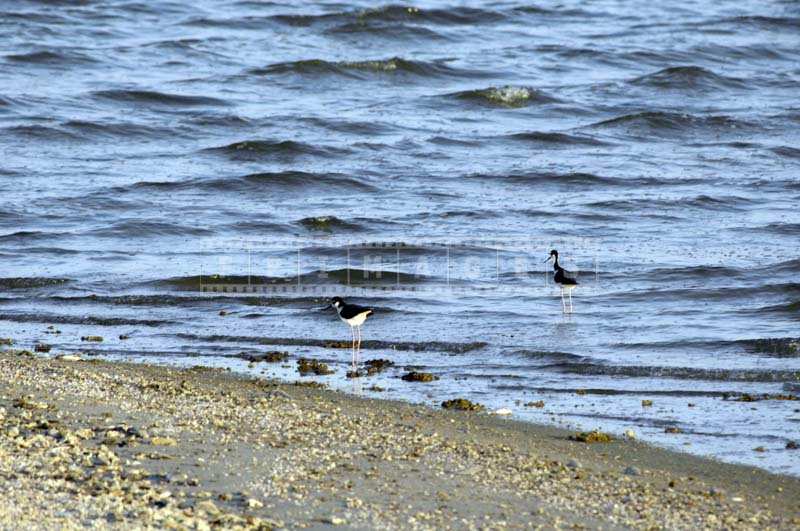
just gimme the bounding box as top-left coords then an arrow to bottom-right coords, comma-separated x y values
1,0 -> 799,474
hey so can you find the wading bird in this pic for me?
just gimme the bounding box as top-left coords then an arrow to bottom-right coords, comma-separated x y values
544,249 -> 578,313
331,296 -> 373,373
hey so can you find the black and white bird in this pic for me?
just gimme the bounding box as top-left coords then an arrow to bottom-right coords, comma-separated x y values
331,296 -> 373,372
544,249 -> 578,313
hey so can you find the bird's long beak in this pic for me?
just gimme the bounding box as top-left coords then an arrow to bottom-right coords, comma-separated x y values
544,256 -> 552,263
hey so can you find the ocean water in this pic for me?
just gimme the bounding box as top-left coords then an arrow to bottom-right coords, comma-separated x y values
1,0 -> 799,474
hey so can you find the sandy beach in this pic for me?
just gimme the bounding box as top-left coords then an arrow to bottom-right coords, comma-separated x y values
0,350 -> 798,530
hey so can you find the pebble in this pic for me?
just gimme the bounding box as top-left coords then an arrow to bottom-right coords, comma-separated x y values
623,466 -> 641,476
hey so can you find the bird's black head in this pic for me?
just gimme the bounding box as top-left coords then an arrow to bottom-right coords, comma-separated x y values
330,296 -> 344,308
544,249 -> 558,262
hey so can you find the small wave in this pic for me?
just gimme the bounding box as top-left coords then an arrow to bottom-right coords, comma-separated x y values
299,116 -> 395,136
771,146 -> 800,159
647,264 -> 743,280
505,131 -> 608,146
92,89 -> 230,107
515,350 -> 585,363
0,277 -> 71,290
223,220 -> 291,235
545,361 -> 800,382
180,15 -> 273,30
202,140 -> 349,161
251,57 -> 491,79
43,294 -> 324,308
750,301 -> 800,318
630,66 -> 746,90
587,194 -> 755,212
0,313 -> 171,327
5,50 -> 97,66
162,268 -> 436,290
271,5 -> 504,28
0,230 -> 65,243
746,222 -> 800,236
62,120 -> 177,139
449,86 -> 558,107
585,111 -> 754,137
2,125 -> 79,141
719,15 -> 800,30
119,171 -> 372,196
615,336 -> 800,358
769,258 -> 800,274
90,220 -> 214,238
471,171 -> 668,189
177,332 -> 487,354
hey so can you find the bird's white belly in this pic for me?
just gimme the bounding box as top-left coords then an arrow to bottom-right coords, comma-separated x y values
342,312 -> 369,326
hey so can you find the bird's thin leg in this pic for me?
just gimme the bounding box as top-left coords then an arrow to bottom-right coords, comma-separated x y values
350,326 -> 356,372
568,289 -> 573,313
560,288 -> 567,314
356,326 -> 362,369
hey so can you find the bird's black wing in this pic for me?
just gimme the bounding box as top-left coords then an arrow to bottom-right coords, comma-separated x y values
555,268 -> 578,285
340,303 -> 373,319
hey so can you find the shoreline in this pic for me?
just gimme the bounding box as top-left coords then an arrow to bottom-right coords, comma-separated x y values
1,351 -> 798,529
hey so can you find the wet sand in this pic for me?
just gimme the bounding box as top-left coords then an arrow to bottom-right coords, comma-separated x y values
0,351 -> 798,529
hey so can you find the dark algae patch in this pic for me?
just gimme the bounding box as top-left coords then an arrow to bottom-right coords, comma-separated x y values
724,392 -> 798,402
297,358 -> 334,376
364,359 -> 394,375
569,430 -> 614,443
401,371 -> 439,382
441,398 -> 484,411
242,351 -> 289,363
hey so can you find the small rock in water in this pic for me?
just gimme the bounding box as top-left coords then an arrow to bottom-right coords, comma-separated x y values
624,429 -> 637,440
525,400 -> 545,408
641,399 -> 653,407
34,343 -> 51,353
0,338 -> 13,346
56,354 -> 82,362
664,426 -> 682,434
492,408 -> 513,416
80,335 -> 103,342
753,446 -> 766,452
786,441 -> 799,450
623,466 -> 641,476
401,371 -> 438,382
